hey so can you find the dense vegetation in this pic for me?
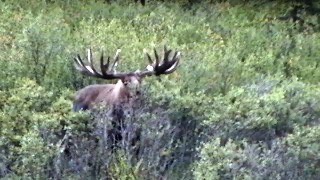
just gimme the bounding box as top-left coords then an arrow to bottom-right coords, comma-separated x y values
1,0 -> 320,179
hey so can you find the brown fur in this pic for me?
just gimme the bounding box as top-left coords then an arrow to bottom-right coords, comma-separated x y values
73,77 -> 139,111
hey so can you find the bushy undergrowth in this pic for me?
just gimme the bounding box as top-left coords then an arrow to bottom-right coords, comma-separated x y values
194,77 -> 320,179
1,0 -> 320,179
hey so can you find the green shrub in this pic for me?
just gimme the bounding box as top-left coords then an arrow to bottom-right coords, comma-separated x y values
286,126 -> 320,177
204,77 -> 320,143
194,126 -> 320,179
193,138 -> 301,179
0,78 -> 87,178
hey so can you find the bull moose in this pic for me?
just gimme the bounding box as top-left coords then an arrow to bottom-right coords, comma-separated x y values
73,46 -> 181,112
72,46 -> 181,151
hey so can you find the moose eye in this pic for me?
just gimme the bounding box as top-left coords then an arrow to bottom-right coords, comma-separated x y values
123,81 -> 129,86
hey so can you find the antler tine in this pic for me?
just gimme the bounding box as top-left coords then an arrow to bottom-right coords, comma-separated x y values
87,49 -> 103,76
163,45 -> 172,63
100,51 -> 110,77
163,51 -> 180,74
144,48 -> 154,65
143,48 -> 154,72
110,49 -> 121,73
74,56 -> 84,72
171,51 -> 179,61
74,54 -> 84,70
153,48 -> 160,66
74,52 -> 96,75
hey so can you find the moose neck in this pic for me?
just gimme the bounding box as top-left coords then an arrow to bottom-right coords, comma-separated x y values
113,80 -> 126,94
111,80 -> 130,103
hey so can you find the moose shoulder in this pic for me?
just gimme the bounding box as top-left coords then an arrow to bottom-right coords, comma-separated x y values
73,46 -> 181,111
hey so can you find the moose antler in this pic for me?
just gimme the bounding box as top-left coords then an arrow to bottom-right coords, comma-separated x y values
74,46 -> 181,79
139,46 -> 181,77
74,49 -> 131,79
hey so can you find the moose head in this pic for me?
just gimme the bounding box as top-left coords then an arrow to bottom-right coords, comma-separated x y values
73,46 -> 181,111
